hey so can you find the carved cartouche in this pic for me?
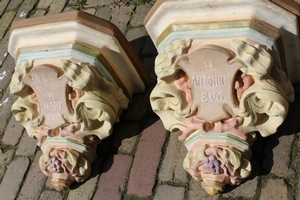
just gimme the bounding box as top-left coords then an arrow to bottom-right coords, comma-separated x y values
10,59 -> 129,190
150,39 -> 294,195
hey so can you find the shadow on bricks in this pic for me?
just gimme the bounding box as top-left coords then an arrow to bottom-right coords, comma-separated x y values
128,35 -> 158,58
262,97 -> 300,173
69,133 -> 115,190
129,36 -> 147,56
70,34 -> 160,188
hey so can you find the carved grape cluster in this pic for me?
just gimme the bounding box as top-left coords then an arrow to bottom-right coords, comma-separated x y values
204,155 -> 221,175
47,156 -> 62,173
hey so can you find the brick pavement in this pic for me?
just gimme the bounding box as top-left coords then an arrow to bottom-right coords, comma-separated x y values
0,0 -> 300,200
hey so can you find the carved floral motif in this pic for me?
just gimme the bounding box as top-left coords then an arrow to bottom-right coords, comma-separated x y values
10,59 -> 129,190
150,39 -> 294,195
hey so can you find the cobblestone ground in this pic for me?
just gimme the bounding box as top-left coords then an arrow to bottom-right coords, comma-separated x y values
0,0 -> 300,200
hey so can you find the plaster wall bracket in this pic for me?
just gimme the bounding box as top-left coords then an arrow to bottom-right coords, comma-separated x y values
8,11 -> 149,191
144,0 -> 297,195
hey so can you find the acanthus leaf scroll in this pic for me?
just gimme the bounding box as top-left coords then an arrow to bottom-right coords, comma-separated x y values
150,39 -> 294,195
10,59 -> 129,190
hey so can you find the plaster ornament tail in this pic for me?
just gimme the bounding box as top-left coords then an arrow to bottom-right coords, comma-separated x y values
183,132 -> 252,195
51,173 -> 75,191
39,138 -> 97,191
201,180 -> 225,195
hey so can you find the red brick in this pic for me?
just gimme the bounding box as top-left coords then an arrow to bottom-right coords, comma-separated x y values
154,185 -> 185,200
122,87 -> 152,120
141,36 -> 157,56
0,31 -> 9,67
0,0 -> 10,16
0,157 -> 30,200
188,179 -> 219,200
113,123 -> 140,154
0,149 -> 14,179
158,131 -> 188,183
260,179 -> 289,200
0,55 -> 16,96
0,90 -> 17,136
93,154 -> 132,200
223,176 -> 258,198
127,119 -> 167,197
86,0 -> 110,6
48,0 -> 67,14
82,8 -> 96,15
130,4 -> 152,27
16,132 -> 37,156
126,27 -> 148,56
39,191 -> 64,200
0,10 -> 16,39
36,0 -> 54,9
67,157 -> 103,200
15,0 -> 37,20
110,3 -> 134,34
45,177 -> 55,189
2,115 -> 24,145
30,9 -> 46,18
6,0 -> 23,10
263,134 -> 295,176
95,4 -> 111,21
18,151 -> 47,200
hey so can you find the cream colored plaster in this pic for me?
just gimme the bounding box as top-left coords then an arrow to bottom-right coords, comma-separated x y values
150,39 -> 294,195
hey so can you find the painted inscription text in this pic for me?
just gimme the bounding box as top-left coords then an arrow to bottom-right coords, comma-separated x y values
190,61 -> 230,103
34,74 -> 63,121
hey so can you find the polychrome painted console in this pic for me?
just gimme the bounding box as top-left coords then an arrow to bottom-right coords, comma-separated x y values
144,0 -> 298,195
8,11 -> 149,191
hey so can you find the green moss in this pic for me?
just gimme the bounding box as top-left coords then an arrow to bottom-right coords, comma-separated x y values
120,0 -> 156,6
123,194 -> 153,200
0,143 -> 15,153
73,0 -> 86,10
291,132 -> 300,173
288,132 -> 300,199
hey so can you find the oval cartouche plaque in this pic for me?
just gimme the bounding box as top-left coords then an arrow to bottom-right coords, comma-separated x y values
179,46 -> 241,123
23,66 -> 70,129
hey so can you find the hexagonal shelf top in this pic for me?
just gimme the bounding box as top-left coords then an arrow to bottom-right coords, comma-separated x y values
9,11 -> 149,98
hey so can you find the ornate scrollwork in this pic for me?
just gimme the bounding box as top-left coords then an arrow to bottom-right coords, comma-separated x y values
150,39 -> 294,194
10,59 -> 129,190
231,40 -> 294,136
183,134 -> 251,195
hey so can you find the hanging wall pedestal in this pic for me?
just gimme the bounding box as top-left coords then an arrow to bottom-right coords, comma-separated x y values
144,0 -> 298,195
8,11 -> 149,191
